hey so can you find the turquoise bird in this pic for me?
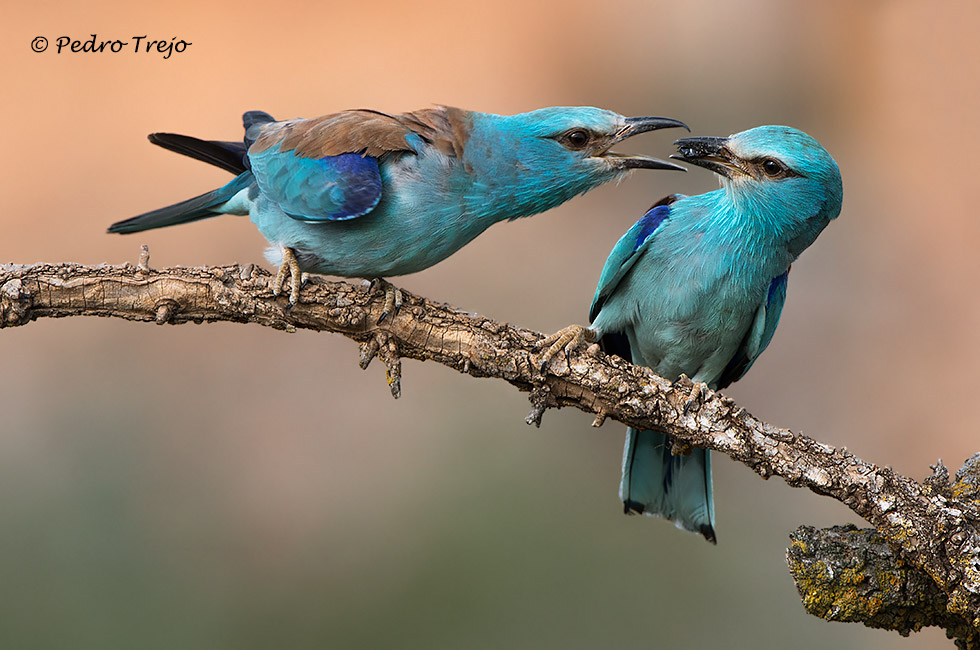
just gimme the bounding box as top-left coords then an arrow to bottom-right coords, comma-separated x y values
539,126 -> 843,542
108,106 -> 686,316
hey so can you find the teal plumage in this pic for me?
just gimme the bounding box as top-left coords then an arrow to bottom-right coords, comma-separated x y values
108,106 -> 687,301
544,126 -> 842,542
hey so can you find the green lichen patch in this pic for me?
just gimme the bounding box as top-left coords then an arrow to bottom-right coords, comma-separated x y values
788,525 -> 979,647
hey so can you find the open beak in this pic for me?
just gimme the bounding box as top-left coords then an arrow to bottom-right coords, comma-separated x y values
599,116 -> 689,171
670,136 -> 746,178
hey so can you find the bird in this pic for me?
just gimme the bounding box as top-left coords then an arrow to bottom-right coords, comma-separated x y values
108,106 -> 688,317
537,125 -> 843,543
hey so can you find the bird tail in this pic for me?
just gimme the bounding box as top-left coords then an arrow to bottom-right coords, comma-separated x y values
108,111 -> 278,234
620,428 -> 716,543
145,110 -> 277,175
107,172 -> 253,234
148,133 -> 249,175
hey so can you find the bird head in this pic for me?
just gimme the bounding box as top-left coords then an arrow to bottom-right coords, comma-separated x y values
672,125 -> 843,255
514,106 -> 688,171
465,107 -> 687,219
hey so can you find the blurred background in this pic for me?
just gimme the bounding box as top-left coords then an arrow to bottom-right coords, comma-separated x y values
2,0 -> 978,647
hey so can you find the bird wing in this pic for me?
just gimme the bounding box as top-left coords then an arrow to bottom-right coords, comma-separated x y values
589,196 -> 684,362
713,269 -> 789,390
589,195 -> 682,323
246,107 -> 471,222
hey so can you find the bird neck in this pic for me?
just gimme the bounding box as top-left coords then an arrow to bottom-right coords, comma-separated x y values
457,113 -> 618,224
686,182 -> 832,267
725,178 -> 835,260
679,189 -> 797,275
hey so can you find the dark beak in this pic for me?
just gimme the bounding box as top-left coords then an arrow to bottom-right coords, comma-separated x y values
623,116 -> 690,137
602,116 -> 690,172
670,136 -> 744,178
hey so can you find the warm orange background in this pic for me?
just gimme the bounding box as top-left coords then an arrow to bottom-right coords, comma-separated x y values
2,1 -> 978,648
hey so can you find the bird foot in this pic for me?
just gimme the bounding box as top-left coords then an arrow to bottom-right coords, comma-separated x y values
369,278 -> 403,325
682,381 -> 709,416
273,247 -> 306,307
534,324 -> 597,371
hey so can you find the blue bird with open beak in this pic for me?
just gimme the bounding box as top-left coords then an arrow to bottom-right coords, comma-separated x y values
539,125 -> 843,542
109,106 -> 687,318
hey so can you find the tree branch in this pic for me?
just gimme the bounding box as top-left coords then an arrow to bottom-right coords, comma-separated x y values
3,255 -> 980,645
789,524 -> 979,649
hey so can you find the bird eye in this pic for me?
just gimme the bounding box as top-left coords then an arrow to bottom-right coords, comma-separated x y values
761,158 -> 784,178
560,129 -> 592,150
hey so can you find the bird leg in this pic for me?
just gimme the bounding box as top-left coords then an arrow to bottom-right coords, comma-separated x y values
273,246 -> 305,307
369,278 -> 403,325
535,324 -> 597,371
682,381 -> 709,416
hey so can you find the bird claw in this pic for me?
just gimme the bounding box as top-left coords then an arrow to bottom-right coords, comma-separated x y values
534,324 -> 596,371
273,247 -> 304,306
682,381 -> 709,416
369,278 -> 403,325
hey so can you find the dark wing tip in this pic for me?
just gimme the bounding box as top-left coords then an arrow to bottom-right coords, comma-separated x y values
649,193 -> 685,210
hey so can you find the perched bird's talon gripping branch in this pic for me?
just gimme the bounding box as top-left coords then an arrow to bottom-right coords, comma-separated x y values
369,278 -> 403,326
272,246 -> 304,307
535,323 -> 597,371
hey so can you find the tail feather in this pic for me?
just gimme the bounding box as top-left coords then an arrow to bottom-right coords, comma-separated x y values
145,110 -> 279,175
620,428 -> 716,543
148,133 -> 248,175
109,112 -> 278,234
108,172 -> 253,234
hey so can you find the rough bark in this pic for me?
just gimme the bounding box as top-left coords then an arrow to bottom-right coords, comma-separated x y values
787,457 -> 980,649
789,524 -> 979,649
3,256 -> 980,645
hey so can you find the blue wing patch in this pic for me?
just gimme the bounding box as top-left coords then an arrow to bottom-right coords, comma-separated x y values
248,146 -> 383,221
594,205 -> 672,361
632,204 -> 671,251
590,202 -> 674,322
714,269 -> 789,390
